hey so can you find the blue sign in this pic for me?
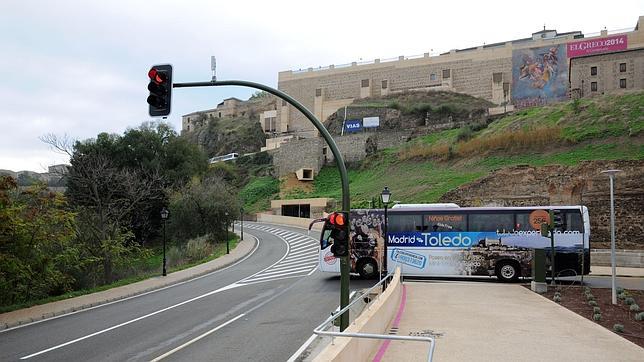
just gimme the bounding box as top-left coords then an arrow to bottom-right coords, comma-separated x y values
391,248 -> 426,269
344,119 -> 362,133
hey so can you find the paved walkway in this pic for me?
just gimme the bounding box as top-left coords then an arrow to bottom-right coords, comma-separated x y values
374,281 -> 643,361
591,266 -> 644,277
0,233 -> 257,330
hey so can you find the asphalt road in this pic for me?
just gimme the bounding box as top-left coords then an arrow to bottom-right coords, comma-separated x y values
0,222 -> 374,362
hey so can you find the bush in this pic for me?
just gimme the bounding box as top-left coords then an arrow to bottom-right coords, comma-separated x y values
624,297 -> 635,305
618,293 -> 626,300
588,300 -> 598,307
616,287 -> 624,294
553,295 -> 561,303
629,304 -> 640,312
584,286 -> 592,294
185,235 -> 213,262
166,246 -> 184,268
456,126 -> 474,142
593,307 -> 601,314
613,324 -> 624,333
593,313 -> 601,321
635,312 -> 644,321
585,293 -> 595,301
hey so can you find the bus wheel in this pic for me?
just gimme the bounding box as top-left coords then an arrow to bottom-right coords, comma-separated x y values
357,259 -> 378,279
496,261 -> 519,282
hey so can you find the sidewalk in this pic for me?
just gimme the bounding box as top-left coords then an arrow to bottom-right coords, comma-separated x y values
0,233 -> 257,330
375,282 -> 643,361
590,266 -> 644,277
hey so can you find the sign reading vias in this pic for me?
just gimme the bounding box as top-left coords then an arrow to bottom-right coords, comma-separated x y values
344,119 -> 362,133
567,34 -> 627,58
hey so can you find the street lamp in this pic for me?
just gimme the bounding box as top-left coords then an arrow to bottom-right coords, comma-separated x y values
240,206 -> 244,241
380,186 -> 391,288
224,211 -> 230,254
160,207 -> 170,277
601,169 -> 621,304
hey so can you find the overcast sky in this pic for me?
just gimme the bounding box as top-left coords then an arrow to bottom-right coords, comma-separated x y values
1,1 -> 642,172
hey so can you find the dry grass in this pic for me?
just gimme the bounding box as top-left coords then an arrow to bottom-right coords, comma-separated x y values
399,126 -> 564,161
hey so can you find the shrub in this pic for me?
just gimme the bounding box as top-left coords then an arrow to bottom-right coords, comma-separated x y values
616,287 -> 624,294
593,307 -> 601,314
166,246 -> 184,268
629,304 -> 640,312
585,294 -> 595,301
613,324 -> 624,333
456,126 -> 474,142
553,295 -> 561,303
618,293 -> 626,300
624,297 -> 635,305
635,312 -> 644,321
554,291 -> 561,298
593,313 -> 601,322
588,300 -> 598,307
584,286 -> 591,294
185,235 -> 213,262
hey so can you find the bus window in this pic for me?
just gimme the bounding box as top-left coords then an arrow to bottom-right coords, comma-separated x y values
515,213 -> 533,231
320,228 -> 332,250
425,213 -> 466,232
389,214 -> 423,232
469,213 -> 514,233
565,211 -> 583,232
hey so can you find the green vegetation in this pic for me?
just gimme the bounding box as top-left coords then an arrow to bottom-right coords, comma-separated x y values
257,91 -> 643,209
240,176 -> 280,213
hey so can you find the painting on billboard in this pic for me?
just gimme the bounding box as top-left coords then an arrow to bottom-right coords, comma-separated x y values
512,44 -> 568,108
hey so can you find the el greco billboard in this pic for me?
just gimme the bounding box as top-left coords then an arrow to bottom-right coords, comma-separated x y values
511,44 -> 568,108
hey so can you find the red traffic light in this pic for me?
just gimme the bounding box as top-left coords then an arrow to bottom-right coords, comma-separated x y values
148,68 -> 167,84
328,212 -> 346,226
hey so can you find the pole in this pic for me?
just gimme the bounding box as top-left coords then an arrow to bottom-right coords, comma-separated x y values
173,79 -> 351,331
609,174 -> 617,305
162,219 -> 167,277
226,221 -> 230,255
241,207 -> 244,241
383,203 -> 388,291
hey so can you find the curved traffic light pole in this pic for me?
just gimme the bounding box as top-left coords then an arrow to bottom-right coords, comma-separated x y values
173,80 -> 352,331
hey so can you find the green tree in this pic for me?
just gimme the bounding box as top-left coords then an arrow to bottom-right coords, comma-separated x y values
168,177 -> 239,243
0,176 -> 78,306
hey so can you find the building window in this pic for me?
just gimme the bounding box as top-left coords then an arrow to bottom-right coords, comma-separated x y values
442,69 -> 451,79
493,73 -> 503,83
315,88 -> 322,97
619,63 -> 626,72
591,82 -> 597,92
590,66 -> 597,76
361,79 -> 370,88
381,80 -> 388,89
218,112 -> 222,117
430,73 -> 437,81
620,78 -> 626,89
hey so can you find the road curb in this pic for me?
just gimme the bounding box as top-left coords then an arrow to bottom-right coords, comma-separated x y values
0,233 -> 259,331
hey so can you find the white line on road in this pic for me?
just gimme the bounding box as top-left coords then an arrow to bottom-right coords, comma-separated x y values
286,334 -> 317,362
149,313 -> 245,362
20,284 -> 242,360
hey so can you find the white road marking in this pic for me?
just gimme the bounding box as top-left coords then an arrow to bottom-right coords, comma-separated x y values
20,284 -> 242,360
286,334 -> 317,362
149,313 -> 245,362
2,235 -> 261,334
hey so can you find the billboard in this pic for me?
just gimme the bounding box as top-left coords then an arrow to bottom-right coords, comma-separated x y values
344,119 -> 362,133
567,34 -> 627,58
511,44 -> 568,108
363,116 -> 380,128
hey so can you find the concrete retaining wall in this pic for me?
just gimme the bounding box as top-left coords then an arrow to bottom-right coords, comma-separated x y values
313,268 -> 402,362
591,249 -> 643,268
255,213 -> 323,231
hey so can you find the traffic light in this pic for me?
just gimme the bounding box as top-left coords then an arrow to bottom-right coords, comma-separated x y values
552,210 -> 564,231
147,64 -> 173,117
327,212 -> 349,257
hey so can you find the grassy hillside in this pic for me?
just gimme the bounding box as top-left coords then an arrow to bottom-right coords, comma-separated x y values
244,91 -> 644,209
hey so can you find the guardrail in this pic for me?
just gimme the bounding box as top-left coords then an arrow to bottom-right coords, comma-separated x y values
313,267 -> 436,362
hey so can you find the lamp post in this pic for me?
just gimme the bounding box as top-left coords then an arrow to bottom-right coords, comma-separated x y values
224,211 -> 230,254
240,206 -> 244,241
601,169 -> 621,305
380,186 -> 391,288
160,207 -> 169,277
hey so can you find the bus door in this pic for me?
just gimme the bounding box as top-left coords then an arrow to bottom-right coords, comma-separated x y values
309,218 -> 340,273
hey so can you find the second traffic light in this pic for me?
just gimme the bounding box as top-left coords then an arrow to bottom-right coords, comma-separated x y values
147,64 -> 173,117
327,212 -> 349,257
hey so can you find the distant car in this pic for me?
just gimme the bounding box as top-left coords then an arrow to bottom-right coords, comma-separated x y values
209,153 -> 239,164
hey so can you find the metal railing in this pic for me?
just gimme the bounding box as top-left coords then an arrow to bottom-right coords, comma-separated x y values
312,267 -> 436,362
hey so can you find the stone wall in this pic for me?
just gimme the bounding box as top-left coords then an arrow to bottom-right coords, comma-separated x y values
570,48 -> 644,97
271,137 -> 325,177
439,160 -> 644,249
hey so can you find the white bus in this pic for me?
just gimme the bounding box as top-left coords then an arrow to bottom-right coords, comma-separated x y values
208,152 -> 239,164
318,205 -> 590,281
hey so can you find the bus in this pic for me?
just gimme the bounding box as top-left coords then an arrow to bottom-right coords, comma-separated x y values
317,204 -> 590,282
208,152 -> 239,164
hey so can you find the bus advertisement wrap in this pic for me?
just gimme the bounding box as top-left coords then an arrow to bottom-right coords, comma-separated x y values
317,206 -> 590,280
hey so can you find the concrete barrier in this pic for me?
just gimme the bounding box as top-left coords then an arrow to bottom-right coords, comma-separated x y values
255,213 -> 324,231
591,249 -> 643,268
313,268 -> 402,362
